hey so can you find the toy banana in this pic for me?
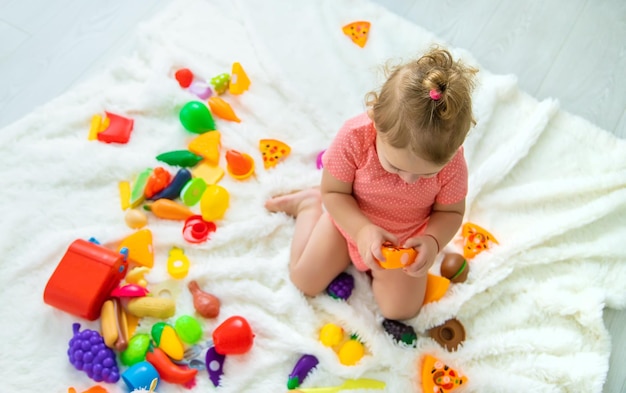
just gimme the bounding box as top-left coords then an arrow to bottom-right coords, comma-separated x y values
125,266 -> 151,287
101,300 -> 118,349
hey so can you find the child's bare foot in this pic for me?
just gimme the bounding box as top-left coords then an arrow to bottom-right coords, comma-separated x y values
265,188 -> 321,217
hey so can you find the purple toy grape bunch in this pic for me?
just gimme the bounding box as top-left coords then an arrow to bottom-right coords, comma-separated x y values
68,323 -> 120,383
326,272 -> 354,300
382,318 -> 417,346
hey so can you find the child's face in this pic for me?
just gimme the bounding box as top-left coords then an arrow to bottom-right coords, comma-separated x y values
376,134 -> 444,184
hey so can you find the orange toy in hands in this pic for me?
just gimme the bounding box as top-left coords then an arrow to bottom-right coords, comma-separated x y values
377,242 -> 417,269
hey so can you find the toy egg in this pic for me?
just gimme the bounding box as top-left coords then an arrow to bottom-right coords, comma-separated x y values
440,253 -> 469,283
125,209 -> 148,229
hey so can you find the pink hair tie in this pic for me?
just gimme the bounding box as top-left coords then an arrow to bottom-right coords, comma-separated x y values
429,89 -> 442,101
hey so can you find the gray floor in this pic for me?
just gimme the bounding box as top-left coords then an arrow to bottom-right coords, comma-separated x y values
0,0 -> 624,391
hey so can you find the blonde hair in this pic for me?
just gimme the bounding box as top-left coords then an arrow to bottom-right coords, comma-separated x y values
366,46 -> 478,165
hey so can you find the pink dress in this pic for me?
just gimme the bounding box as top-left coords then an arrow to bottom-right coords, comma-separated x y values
322,112 -> 468,271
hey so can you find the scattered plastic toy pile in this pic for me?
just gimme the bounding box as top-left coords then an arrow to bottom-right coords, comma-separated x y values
48,50 -> 500,392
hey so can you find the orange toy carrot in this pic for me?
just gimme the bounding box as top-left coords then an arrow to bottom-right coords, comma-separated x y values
208,96 -> 240,122
144,199 -> 194,220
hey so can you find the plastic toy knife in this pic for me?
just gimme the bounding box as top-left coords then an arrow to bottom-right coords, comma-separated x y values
292,378 -> 385,393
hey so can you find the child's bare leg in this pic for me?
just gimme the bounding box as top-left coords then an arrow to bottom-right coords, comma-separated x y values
266,189 -> 350,296
370,269 -> 428,320
265,188 -> 323,264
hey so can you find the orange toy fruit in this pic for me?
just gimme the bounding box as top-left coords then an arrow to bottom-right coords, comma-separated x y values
378,242 -> 417,269
208,96 -> 241,122
420,354 -> 468,392
225,149 -> 255,180
342,21 -> 371,48
259,139 -> 291,169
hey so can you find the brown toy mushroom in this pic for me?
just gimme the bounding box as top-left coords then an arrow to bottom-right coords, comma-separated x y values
428,318 -> 466,351
188,280 -> 221,318
440,253 -> 469,283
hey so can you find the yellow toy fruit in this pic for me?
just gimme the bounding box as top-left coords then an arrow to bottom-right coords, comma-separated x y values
200,184 -> 230,221
159,324 -> 185,361
319,323 -> 343,347
338,338 -> 365,366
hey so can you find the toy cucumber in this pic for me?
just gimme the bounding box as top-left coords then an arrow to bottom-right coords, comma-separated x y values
156,150 -> 203,167
287,354 -> 319,389
149,168 -> 192,200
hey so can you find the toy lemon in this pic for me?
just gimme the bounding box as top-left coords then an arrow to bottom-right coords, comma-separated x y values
200,184 -> 229,221
378,242 -> 417,269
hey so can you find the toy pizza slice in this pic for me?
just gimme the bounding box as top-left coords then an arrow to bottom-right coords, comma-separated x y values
421,354 -> 468,393
342,21 -> 371,48
259,139 -> 291,169
461,222 -> 499,259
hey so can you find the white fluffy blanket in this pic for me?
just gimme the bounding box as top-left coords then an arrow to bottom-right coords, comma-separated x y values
1,0 -> 625,392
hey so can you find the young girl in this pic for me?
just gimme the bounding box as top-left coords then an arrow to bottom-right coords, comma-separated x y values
266,47 -> 477,321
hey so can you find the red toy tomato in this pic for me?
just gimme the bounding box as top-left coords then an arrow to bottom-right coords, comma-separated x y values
212,316 -> 254,355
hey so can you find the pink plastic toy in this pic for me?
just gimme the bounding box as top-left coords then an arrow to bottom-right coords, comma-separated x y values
316,150 -> 326,169
111,284 -> 149,298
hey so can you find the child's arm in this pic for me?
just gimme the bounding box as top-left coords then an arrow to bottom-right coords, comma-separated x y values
320,169 -> 397,270
403,199 -> 465,277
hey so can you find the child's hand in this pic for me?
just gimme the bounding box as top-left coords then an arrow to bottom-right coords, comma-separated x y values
402,235 -> 439,277
356,224 -> 398,271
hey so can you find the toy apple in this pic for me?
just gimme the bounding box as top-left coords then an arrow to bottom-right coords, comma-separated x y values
212,316 -> 254,355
